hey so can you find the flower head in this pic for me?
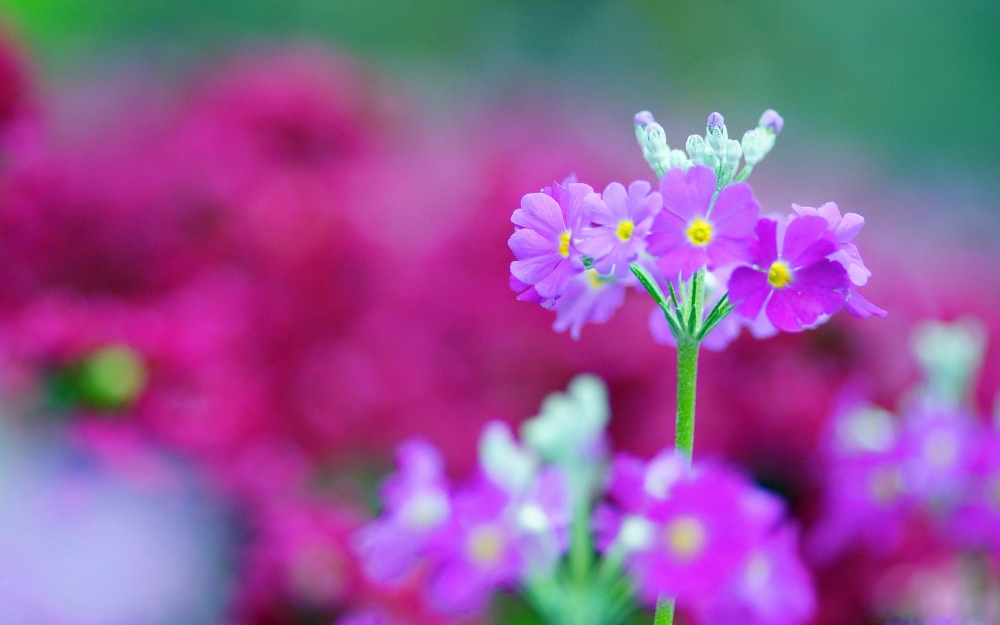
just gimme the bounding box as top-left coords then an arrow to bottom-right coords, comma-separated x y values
728,215 -> 850,332
354,439 -> 452,583
424,479 -> 521,614
758,109 -> 784,135
646,165 -> 760,280
551,269 -> 626,339
509,177 -> 594,300
577,181 -> 662,278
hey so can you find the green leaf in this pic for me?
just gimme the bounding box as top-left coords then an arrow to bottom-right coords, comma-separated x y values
686,271 -> 701,334
629,262 -> 668,309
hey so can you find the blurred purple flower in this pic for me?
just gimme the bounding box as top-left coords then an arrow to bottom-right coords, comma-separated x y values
551,270 -> 626,339
355,439 -> 452,583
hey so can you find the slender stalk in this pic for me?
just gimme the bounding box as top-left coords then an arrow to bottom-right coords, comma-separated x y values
675,338 -> 700,462
569,500 -> 593,585
653,597 -> 675,625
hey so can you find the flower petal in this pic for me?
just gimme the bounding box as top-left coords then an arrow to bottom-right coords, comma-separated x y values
729,267 -> 771,320
781,215 -> 829,262
659,165 -> 715,221
709,182 -> 760,238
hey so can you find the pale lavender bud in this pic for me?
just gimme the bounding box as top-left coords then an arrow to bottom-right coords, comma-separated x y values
634,111 -> 655,129
705,112 -> 728,162
758,109 -> 784,135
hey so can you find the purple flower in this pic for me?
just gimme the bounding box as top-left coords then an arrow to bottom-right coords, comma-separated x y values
552,269 -> 626,339
792,202 -> 886,319
945,429 -> 1000,554
728,215 -> 850,332
509,177 -> 595,300
690,524 -> 816,625
809,404 -> 912,561
792,203 -> 868,284
898,406 -> 979,507
424,478 -> 521,614
577,181 -> 662,278
354,439 -> 451,583
646,165 -> 760,280
598,451 -> 782,602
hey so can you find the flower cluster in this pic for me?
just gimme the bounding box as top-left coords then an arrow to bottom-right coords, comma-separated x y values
509,110 -> 885,345
811,318 -> 1000,623
355,375 -> 816,625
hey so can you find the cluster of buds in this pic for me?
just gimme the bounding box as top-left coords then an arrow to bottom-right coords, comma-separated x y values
634,109 -> 783,185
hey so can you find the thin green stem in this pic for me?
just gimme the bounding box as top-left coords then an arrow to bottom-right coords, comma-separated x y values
569,500 -> 593,585
675,338 -> 700,462
653,597 -> 675,625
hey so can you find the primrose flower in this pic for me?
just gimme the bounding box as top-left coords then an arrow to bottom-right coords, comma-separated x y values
599,451 -> 783,600
898,406 -> 979,507
424,478 -> 521,614
809,405 -> 912,561
577,181 -> 663,278
690,524 -> 816,625
551,269 -> 626,339
646,165 -> 760,280
354,439 -> 452,583
945,430 -> 1000,553
728,215 -> 850,332
509,177 -> 595,301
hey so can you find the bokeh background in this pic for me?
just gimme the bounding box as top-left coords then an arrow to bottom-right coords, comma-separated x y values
0,1 -> 998,624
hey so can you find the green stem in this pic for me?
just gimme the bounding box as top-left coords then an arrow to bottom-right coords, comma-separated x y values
675,338 -> 700,462
569,500 -> 592,585
653,597 -> 675,625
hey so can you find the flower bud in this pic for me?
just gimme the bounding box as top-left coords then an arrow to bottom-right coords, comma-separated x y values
634,110 -> 655,150
668,149 -> 689,170
758,109 -> 784,135
685,134 -> 706,165
741,129 -> 762,165
643,122 -> 670,176
722,138 -> 742,181
705,111 -> 728,161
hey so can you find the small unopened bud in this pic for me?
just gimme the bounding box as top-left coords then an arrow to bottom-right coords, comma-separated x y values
643,122 -> 670,176
668,149 -> 689,170
685,134 -> 706,165
722,138 -> 742,181
741,129 -> 762,165
634,110 -> 655,129
705,112 -> 728,162
758,109 -> 784,135
634,110 -> 655,149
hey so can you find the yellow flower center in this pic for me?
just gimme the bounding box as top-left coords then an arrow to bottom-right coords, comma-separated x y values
585,269 -> 604,289
767,261 -> 792,288
558,231 -> 572,258
685,217 -> 713,247
664,516 -> 706,560
616,220 -> 635,241
466,524 -> 505,567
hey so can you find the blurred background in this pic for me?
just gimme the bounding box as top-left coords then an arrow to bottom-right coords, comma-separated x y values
0,1 -> 997,624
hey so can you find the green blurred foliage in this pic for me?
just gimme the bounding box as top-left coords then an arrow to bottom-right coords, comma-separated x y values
0,0 -> 998,176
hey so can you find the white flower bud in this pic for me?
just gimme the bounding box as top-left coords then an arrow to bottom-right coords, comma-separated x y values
741,129 -> 762,165
643,123 -> 670,176
722,138 -> 742,180
686,134 -> 706,165
668,149 -> 689,170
